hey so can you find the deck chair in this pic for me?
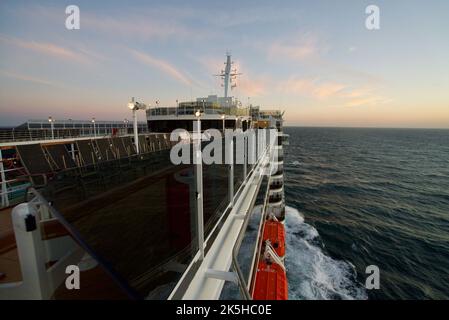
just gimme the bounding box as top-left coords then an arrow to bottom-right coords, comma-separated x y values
161,134 -> 171,149
155,134 -> 165,150
121,136 -> 137,157
138,135 -> 150,154
16,144 -> 78,201
74,139 -> 111,197
93,138 -> 123,182
110,137 -> 129,159
147,135 -> 157,152
151,135 -> 162,151
95,138 -> 115,162
16,144 -> 54,187
122,136 -> 154,178
44,144 -> 76,170
76,140 -> 99,166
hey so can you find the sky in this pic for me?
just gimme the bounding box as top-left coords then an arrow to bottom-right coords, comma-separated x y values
0,0 -> 448,128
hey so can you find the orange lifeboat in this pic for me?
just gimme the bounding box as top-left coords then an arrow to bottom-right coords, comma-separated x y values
262,221 -> 285,257
253,261 -> 288,300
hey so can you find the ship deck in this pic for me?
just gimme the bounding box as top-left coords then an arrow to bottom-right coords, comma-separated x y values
0,208 -> 19,283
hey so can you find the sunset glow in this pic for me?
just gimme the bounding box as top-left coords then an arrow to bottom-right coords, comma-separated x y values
0,0 -> 448,128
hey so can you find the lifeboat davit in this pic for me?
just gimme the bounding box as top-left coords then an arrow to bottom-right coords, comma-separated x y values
262,221 -> 285,257
253,261 -> 288,300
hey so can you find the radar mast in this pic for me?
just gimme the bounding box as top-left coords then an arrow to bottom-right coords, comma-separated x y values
214,52 -> 242,98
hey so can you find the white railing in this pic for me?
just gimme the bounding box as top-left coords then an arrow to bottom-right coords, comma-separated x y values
0,128 -> 149,143
0,200 -> 85,299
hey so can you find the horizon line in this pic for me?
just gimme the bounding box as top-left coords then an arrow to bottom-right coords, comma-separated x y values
283,125 -> 449,130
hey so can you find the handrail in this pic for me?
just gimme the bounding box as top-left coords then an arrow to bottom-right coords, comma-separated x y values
230,145 -> 272,300
0,128 -> 150,143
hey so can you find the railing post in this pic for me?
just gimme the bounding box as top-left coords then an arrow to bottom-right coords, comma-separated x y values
70,143 -> 75,161
133,109 -> 139,154
243,134 -> 247,179
194,118 -> 204,260
0,149 -> 9,207
228,136 -> 234,207
9,203 -> 48,299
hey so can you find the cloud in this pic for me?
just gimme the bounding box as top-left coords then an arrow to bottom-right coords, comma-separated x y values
201,5 -> 302,28
268,34 -> 326,62
13,4 -> 203,42
278,76 -> 389,107
0,34 -> 92,64
279,77 -> 345,98
238,77 -> 269,97
269,42 -> 317,61
82,13 -> 193,41
129,49 -> 192,86
313,82 -> 347,98
344,95 -> 392,107
0,70 -> 64,88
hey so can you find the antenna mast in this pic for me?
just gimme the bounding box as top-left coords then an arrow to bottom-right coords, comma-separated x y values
214,52 -> 242,98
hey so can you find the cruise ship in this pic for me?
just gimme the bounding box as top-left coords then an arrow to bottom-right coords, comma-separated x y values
0,54 -> 288,300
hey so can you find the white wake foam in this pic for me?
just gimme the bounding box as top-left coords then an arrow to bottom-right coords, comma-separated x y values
285,206 -> 368,300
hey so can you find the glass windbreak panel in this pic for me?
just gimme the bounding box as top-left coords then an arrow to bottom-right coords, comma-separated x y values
38,147 -> 197,299
239,176 -> 268,281
233,135 -> 245,194
202,138 -> 229,238
220,175 -> 268,300
34,203 -> 130,300
249,130 -> 258,171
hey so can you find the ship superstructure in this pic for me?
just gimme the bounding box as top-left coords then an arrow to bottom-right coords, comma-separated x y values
0,54 -> 288,300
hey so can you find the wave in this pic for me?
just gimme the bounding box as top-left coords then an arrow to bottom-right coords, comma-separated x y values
285,206 -> 368,300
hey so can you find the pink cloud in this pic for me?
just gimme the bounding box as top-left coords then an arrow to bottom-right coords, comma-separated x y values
269,42 -> 317,61
0,34 -> 91,64
0,70 -> 64,88
83,15 -> 190,40
267,34 -> 325,62
344,96 -> 392,107
278,77 -> 389,107
14,4 -> 204,42
238,77 -> 269,97
129,49 -> 192,86
314,82 -> 347,98
278,77 -> 345,98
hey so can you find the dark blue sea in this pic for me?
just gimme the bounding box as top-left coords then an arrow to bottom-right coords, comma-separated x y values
283,127 -> 449,300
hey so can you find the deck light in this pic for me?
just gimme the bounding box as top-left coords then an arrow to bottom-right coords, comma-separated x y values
128,102 -> 136,110
127,98 -> 147,154
91,118 -> 96,137
48,116 -> 54,139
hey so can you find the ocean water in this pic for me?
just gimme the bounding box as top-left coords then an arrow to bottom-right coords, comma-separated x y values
283,127 -> 449,300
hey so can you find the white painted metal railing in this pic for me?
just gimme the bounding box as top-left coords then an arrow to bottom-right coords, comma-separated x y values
0,200 -> 84,299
